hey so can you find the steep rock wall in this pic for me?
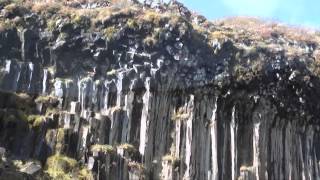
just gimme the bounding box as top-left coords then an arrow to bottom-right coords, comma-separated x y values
0,1 -> 320,180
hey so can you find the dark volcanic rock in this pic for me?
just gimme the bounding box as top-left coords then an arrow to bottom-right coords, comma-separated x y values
0,0 -> 320,180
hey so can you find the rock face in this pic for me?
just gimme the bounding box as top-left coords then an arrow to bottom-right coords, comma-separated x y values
0,0 -> 320,180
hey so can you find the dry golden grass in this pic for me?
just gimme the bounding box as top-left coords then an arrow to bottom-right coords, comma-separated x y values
91,144 -> 115,154
128,161 -> 145,172
172,108 -> 190,121
214,16 -> 320,43
142,9 -> 162,25
0,21 -> 7,32
310,50 -> 320,76
2,1 -> 320,62
143,35 -> 157,47
31,1 -> 61,15
314,50 -> 320,60
8,0 -> 133,22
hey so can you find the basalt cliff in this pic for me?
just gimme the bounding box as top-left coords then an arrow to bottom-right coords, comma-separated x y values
0,0 -> 320,179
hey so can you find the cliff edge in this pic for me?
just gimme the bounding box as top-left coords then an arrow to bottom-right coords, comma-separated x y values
0,0 -> 320,179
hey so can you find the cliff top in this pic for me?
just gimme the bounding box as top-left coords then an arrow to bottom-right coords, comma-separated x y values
1,0 -> 319,43
1,0 -> 320,86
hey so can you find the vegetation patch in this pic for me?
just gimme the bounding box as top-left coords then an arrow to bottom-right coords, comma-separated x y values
27,115 -> 44,128
45,107 -> 59,117
35,95 -> 59,104
162,154 -> 180,167
91,144 -> 115,154
104,26 -> 118,40
55,128 -> 65,153
118,143 -> 136,153
172,108 -> 189,121
45,153 -> 77,180
126,18 -> 138,30
143,10 -> 162,26
128,161 -> 145,173
143,35 -> 157,47
0,20 -> 14,32
233,59 -> 264,83
31,1 -> 61,18
78,167 -> 94,180
71,14 -> 91,30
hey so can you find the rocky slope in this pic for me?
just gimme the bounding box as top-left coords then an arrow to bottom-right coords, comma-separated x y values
1,0 -> 320,179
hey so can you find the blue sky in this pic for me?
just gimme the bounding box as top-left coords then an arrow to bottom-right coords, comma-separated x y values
181,0 -> 320,29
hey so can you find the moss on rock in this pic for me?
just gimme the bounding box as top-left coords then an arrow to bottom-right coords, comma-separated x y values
91,144 -> 115,154
27,115 -> 44,128
118,143 -> 136,153
45,154 -> 77,180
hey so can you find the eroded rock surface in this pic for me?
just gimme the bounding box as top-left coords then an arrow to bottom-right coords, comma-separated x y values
0,0 -> 320,179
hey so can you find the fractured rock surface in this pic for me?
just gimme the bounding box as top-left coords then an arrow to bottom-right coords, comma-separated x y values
0,0 -> 320,179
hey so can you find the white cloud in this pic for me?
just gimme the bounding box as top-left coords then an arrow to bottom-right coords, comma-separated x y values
222,0 -> 281,16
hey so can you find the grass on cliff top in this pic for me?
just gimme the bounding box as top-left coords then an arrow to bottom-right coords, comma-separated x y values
1,0 -> 320,44
0,0 -> 137,30
2,0 -> 320,79
0,0 -> 186,31
213,16 -> 320,43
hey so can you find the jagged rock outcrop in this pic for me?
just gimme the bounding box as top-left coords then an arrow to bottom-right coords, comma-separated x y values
0,0 -> 320,179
